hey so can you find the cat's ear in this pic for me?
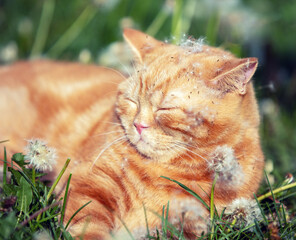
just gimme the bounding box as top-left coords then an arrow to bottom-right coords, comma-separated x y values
212,58 -> 258,95
123,28 -> 164,62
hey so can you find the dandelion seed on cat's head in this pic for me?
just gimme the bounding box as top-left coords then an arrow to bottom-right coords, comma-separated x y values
24,139 -> 57,171
180,35 -> 205,53
225,198 -> 262,230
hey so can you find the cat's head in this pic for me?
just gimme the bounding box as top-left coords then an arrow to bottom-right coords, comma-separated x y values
116,28 -> 258,162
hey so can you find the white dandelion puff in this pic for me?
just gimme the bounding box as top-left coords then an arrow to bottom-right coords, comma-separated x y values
208,145 -> 244,186
225,198 -> 262,229
24,139 -> 57,171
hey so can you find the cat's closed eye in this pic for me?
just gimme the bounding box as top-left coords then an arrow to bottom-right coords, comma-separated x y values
125,98 -> 138,106
156,107 -> 177,112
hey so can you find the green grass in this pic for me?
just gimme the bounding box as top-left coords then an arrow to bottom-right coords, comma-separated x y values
1,149 -> 295,239
0,151 -> 90,240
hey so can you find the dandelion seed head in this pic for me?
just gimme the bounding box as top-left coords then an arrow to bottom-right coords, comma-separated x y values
0,41 -> 18,63
24,139 -> 57,171
225,198 -> 262,229
78,49 -> 92,63
208,145 -> 244,186
33,229 -> 52,240
132,226 -> 148,240
208,145 -> 235,172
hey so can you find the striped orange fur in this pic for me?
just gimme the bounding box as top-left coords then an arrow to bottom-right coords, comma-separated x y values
0,29 -> 264,239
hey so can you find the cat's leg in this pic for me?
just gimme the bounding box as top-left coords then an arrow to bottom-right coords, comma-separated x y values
65,194 -> 117,240
166,197 -> 209,239
62,165 -> 129,240
131,197 -> 209,240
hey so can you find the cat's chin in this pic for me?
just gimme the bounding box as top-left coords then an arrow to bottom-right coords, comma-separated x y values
133,139 -> 178,162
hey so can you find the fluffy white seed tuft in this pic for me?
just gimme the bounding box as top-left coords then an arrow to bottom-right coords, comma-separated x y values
208,145 -> 244,186
180,36 -> 205,53
24,139 -> 57,171
225,198 -> 262,230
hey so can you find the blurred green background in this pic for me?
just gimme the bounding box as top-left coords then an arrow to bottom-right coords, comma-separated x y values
0,0 -> 295,184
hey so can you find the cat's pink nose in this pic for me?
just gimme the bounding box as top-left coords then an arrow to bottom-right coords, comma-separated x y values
134,122 -> 149,134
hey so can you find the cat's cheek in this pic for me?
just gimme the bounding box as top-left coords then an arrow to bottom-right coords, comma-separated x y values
192,125 -> 209,139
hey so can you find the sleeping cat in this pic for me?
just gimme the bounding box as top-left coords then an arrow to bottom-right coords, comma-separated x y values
0,28 -> 264,239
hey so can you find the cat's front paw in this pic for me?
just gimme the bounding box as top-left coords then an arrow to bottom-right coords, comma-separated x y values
168,198 -> 209,239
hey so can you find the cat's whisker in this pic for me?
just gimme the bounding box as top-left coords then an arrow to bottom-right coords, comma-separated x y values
172,143 -> 197,161
92,130 -> 124,138
92,136 -> 126,168
173,144 -> 208,162
92,137 -> 127,168
101,90 -> 121,98
97,80 -> 121,85
107,65 -> 130,79
168,144 -> 184,158
174,140 -> 199,149
168,143 -> 196,164
118,60 -> 133,78
131,61 -> 139,76
102,121 -> 122,126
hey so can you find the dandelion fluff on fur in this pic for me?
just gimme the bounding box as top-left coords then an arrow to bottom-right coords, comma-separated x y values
208,145 -> 244,186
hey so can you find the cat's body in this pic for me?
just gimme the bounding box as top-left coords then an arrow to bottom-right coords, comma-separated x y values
0,29 -> 264,239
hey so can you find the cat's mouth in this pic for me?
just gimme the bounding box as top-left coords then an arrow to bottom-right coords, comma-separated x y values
125,127 -> 179,160
134,133 -> 176,158
135,134 -> 149,146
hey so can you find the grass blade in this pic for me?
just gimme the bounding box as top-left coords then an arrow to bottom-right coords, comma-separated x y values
264,171 -> 283,228
161,176 -> 209,210
65,201 -> 91,230
118,218 -> 135,240
46,158 -> 71,202
3,147 -> 7,185
171,0 -> 183,43
210,174 -> 218,240
253,194 -> 268,224
60,173 -> 72,226
143,204 -> 150,238
47,5 -> 97,57
30,0 -> 55,57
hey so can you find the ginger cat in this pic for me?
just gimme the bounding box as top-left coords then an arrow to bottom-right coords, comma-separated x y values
0,29 -> 264,239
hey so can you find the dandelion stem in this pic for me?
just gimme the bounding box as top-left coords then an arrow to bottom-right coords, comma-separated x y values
226,217 -> 237,233
257,182 -> 296,202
